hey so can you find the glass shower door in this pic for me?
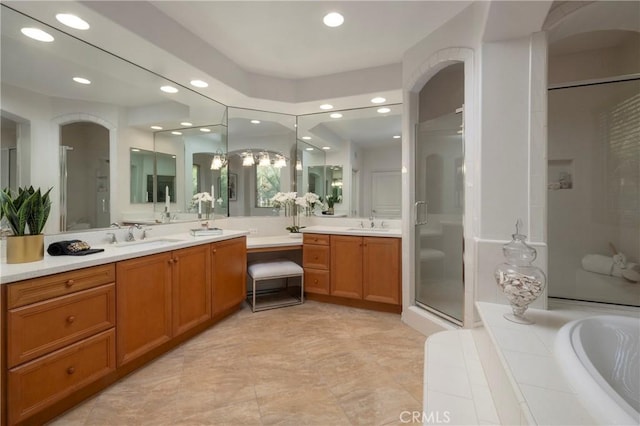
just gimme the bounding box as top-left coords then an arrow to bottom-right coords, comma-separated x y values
414,110 -> 464,324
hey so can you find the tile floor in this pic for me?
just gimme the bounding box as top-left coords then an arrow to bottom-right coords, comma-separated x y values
49,301 -> 427,426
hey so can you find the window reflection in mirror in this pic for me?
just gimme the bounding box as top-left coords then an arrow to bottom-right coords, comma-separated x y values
227,108 -> 296,217
296,104 -> 402,218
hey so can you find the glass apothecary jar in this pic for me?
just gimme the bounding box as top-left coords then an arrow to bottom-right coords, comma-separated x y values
494,221 -> 546,324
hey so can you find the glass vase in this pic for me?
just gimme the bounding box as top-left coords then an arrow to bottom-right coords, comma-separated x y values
494,221 -> 546,324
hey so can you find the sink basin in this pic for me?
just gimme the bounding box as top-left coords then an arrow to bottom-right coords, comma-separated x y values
346,228 -> 390,232
113,238 -> 182,248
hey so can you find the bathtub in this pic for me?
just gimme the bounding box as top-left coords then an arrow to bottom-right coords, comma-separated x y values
555,315 -> 640,425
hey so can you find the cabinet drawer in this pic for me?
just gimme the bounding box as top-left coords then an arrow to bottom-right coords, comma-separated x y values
8,264 -> 116,309
8,284 -> 116,368
8,329 -> 116,425
304,269 -> 330,295
303,233 -> 330,246
303,245 -> 330,270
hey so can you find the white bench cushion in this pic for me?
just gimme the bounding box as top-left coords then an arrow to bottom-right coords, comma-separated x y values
248,259 -> 303,280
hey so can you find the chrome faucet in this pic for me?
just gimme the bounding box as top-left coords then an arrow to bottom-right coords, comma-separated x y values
126,224 -> 142,242
110,222 -> 121,229
369,210 -> 376,228
141,227 -> 151,240
106,232 -> 118,244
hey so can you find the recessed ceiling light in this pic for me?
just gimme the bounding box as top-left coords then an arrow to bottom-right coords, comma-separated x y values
393,135 -> 401,139
371,97 -> 386,104
200,128 -> 211,132
322,146 -> 331,150
190,79 -> 208,88
180,122 -> 192,126
55,13 -> 89,30
72,77 -> 91,85
171,131 -> 182,135
172,155 -> 176,159
320,104 -> 333,110
21,27 -> 54,42
302,136 -> 311,140
323,12 -> 344,27
251,120 -> 261,124
150,125 -> 163,130
160,85 -> 178,94
306,147 -> 314,151
330,113 -> 342,119
377,107 -> 391,114
131,148 -> 140,152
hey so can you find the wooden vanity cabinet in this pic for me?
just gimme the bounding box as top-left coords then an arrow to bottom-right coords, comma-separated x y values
212,237 -> 247,315
4,237 -> 248,425
303,234 -> 331,295
5,265 -> 117,425
303,233 -> 401,311
117,243 -> 215,365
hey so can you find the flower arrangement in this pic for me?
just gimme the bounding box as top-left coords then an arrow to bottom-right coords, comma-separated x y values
192,192 -> 213,218
299,192 -> 320,213
270,191 -> 319,232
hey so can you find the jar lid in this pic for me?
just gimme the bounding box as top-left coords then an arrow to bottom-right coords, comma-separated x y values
503,220 -> 537,265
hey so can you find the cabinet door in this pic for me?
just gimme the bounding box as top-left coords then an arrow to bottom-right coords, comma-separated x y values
116,253 -> 172,366
330,236 -> 363,299
172,245 -> 212,336
363,237 -> 401,305
212,237 -> 247,315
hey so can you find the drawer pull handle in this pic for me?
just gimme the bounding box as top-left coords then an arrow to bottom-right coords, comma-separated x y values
66,315 -> 76,324
67,367 -> 75,375
314,279 -> 319,284
167,260 -> 173,265
173,258 -> 178,263
65,279 -> 75,287
212,249 -> 217,254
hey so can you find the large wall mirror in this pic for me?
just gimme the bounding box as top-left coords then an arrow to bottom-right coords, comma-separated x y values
227,108 -> 296,217
0,5 -> 227,233
296,104 -> 402,218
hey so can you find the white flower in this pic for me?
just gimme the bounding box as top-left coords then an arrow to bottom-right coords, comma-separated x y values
295,197 -> 307,207
192,192 -> 213,202
270,191 -> 298,208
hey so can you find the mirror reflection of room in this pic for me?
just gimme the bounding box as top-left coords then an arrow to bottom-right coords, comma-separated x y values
227,108 -> 296,217
297,104 -> 402,218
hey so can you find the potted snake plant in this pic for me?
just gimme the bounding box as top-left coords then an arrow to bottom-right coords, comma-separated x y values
0,186 -> 52,263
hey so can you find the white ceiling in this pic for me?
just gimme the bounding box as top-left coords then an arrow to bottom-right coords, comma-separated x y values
150,1 -> 472,80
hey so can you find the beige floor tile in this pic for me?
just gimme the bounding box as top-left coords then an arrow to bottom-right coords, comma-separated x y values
258,387 -> 351,426
51,301 -> 429,426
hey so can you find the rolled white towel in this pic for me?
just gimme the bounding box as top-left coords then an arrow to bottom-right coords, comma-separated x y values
582,254 -> 615,276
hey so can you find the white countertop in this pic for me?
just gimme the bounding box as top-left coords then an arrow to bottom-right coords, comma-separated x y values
246,235 -> 303,249
0,230 -> 248,285
301,225 -> 402,238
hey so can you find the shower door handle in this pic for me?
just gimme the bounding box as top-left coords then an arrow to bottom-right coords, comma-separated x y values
102,199 -> 106,212
414,201 -> 428,226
